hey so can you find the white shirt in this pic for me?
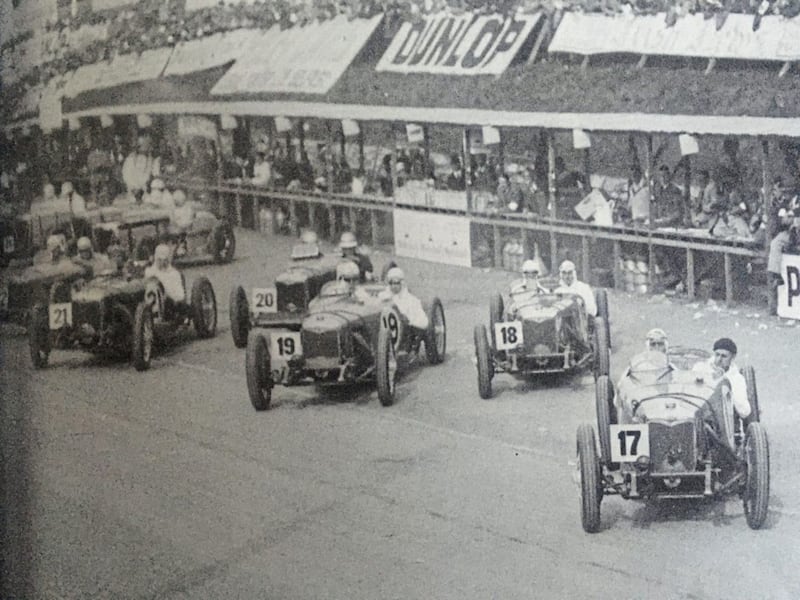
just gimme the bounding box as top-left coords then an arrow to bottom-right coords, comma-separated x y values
693,358 -> 750,419
379,286 -> 429,329
171,204 -> 195,230
555,279 -> 597,316
144,264 -> 185,303
122,153 -> 160,193
252,161 -> 272,186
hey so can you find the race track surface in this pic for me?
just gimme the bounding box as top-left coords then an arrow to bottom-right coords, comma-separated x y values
2,228 -> 799,599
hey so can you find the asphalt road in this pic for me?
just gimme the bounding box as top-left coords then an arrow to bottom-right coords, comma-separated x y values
2,228 -> 799,599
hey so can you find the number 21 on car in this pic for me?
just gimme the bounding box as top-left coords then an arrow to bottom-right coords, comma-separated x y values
494,321 -> 522,351
269,331 -> 302,361
49,303 -> 73,329
252,287 -> 277,314
609,424 -> 650,463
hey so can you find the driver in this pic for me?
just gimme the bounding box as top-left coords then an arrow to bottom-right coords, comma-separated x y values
378,267 -> 428,332
554,260 -> 597,317
73,236 -> 114,275
144,243 -> 186,305
339,231 -> 374,282
618,328 -> 671,386
336,260 -> 372,303
694,337 -> 750,422
510,260 -> 547,296
42,234 -> 71,267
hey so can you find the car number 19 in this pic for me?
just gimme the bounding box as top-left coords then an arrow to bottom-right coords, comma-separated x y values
494,321 -> 523,351
252,287 -> 277,314
609,424 -> 650,463
269,331 -> 302,359
49,303 -> 73,329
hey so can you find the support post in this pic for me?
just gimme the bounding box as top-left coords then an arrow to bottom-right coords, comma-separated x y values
493,225 -> 503,269
358,125 -> 365,174
724,252 -> 733,305
686,248 -> 695,299
613,240 -> 622,289
463,127 -> 472,214
348,206 -> 357,236
370,209 -> 378,247
645,134 -> 654,286
581,235 -> 590,283
760,139 -> 772,252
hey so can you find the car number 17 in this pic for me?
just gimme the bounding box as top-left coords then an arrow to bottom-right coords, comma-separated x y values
609,424 -> 649,463
494,321 -> 523,351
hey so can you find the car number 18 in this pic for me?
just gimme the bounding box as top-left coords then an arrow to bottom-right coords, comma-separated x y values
609,424 -> 650,463
252,287 -> 278,314
494,321 -> 523,351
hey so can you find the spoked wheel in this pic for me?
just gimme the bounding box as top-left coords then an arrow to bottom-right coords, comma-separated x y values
593,316 -> 610,378
191,277 -> 217,338
424,297 -> 446,364
229,285 -> 250,349
474,324 -> 493,400
595,289 -> 611,348
132,302 -> 154,371
489,292 -> 504,348
577,423 -> 603,533
376,323 -> 397,407
29,303 -> 50,369
246,331 -> 273,411
595,375 -> 617,467
742,366 -> 760,423
743,422 -> 770,530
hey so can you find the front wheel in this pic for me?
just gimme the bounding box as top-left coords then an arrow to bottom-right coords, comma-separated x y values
743,422 -> 769,530
229,285 -> 250,348
376,322 -> 397,407
594,288 -> 611,348
474,324 -> 493,400
595,375 -> 616,466
424,297 -> 446,364
191,277 -> 217,338
742,366 -> 760,423
577,423 -> 603,534
593,316 -> 610,378
246,331 -> 272,411
132,302 -> 154,371
29,303 -> 50,369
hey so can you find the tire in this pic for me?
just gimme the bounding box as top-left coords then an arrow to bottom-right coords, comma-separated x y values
743,422 -> 769,530
742,366 -> 760,423
376,322 -> 397,407
593,316 -> 610,378
577,423 -> 603,534
29,303 -> 50,369
595,288 -> 611,348
213,223 -> 236,263
246,330 -> 273,411
229,285 -> 250,349
489,292 -> 504,348
132,302 -> 154,371
191,277 -> 217,338
474,324 -> 493,400
595,375 -> 616,466
424,297 -> 446,365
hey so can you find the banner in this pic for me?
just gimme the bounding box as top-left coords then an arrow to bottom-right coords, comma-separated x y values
211,15 -> 382,95
377,12 -> 541,75
777,253 -> 800,319
393,208 -> 472,267
549,12 -> 800,61
164,30 -> 258,77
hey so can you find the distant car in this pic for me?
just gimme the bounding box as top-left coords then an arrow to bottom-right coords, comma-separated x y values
472,277 -> 610,398
228,242 -> 341,349
27,265 -> 217,371
576,347 -> 768,533
244,280 -> 446,410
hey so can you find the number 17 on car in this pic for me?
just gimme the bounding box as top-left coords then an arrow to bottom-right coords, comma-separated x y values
609,424 -> 650,463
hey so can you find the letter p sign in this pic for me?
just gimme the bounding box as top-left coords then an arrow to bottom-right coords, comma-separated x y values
787,265 -> 800,307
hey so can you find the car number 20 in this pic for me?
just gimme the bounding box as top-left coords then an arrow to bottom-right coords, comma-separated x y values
269,331 -> 302,359
494,321 -> 523,351
49,303 -> 73,329
609,424 -> 650,463
252,287 -> 278,314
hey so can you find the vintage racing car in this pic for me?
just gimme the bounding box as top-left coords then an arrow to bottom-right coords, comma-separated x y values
576,347 -> 768,533
28,265 -> 217,371
228,241 -> 341,348
473,278 -> 610,398
244,280 -> 446,410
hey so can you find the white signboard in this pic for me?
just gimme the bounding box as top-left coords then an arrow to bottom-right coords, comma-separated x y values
164,30 -> 258,77
777,253 -> 800,320
393,208 -> 471,268
211,15 -> 382,95
252,287 -> 278,314
269,330 -> 302,361
377,12 -> 541,75
609,424 -> 650,463
549,12 -> 800,61
494,321 -> 523,351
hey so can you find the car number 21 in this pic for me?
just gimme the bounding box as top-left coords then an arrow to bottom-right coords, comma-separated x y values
48,303 -> 73,330
252,287 -> 277,314
269,331 -> 302,359
609,424 -> 650,463
494,321 -> 523,351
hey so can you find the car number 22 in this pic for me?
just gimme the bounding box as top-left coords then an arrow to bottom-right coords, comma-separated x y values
252,287 -> 278,314
609,424 -> 650,463
494,321 -> 523,351
48,303 -> 73,329
269,331 -> 302,359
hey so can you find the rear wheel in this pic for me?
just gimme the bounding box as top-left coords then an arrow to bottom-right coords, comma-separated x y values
742,366 -> 760,423
489,292 -> 504,347
246,331 -> 272,411
213,223 -> 236,263
743,422 -> 769,530
595,375 -> 617,466
594,288 -> 611,348
593,316 -> 609,377
29,303 -> 50,369
376,323 -> 397,407
577,423 -> 603,533
424,297 -> 446,364
191,277 -> 217,338
229,285 -> 250,349
474,324 -> 493,400
132,302 -> 153,371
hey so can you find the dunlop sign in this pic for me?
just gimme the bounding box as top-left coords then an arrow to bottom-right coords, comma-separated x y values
377,12 -> 541,75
